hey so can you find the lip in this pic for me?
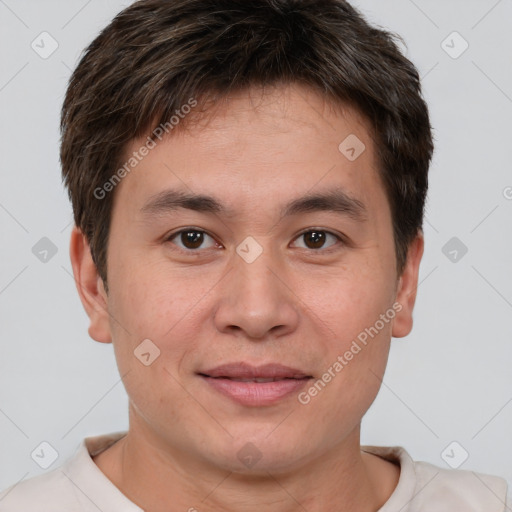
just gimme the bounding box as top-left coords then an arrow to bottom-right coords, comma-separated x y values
198,362 -> 312,406
200,362 -> 310,379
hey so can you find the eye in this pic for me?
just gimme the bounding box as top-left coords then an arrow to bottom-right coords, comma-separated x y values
166,229 -> 220,251
291,230 -> 342,250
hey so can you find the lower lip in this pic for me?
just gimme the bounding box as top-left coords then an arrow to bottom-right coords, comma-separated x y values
200,376 -> 311,406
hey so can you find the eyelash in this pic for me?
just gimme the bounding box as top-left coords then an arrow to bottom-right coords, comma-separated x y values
164,227 -> 346,254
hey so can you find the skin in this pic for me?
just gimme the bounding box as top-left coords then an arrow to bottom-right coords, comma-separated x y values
70,83 -> 423,512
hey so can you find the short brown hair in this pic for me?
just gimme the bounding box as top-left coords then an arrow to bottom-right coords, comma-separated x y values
61,0 -> 434,286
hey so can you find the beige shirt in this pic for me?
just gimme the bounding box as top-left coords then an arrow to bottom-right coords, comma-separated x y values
0,431 -> 509,511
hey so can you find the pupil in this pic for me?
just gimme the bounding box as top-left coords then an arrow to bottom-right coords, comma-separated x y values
305,231 -> 325,249
182,230 -> 203,249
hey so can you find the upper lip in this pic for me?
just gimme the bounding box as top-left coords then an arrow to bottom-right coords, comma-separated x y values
199,362 -> 311,379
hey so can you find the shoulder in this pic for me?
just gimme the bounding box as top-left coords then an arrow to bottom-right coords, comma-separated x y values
0,431 -> 130,512
0,467 -> 80,511
363,445 -> 510,512
412,458 -> 509,511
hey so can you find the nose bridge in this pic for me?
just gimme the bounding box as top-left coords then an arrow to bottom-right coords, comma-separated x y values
213,241 -> 299,339
237,247 -> 280,299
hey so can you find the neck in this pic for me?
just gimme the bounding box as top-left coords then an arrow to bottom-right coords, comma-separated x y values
93,410 -> 399,512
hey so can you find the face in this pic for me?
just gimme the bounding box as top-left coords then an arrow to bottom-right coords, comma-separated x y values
74,83 -> 422,474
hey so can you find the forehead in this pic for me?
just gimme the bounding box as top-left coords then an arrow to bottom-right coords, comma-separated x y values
112,83 -> 388,221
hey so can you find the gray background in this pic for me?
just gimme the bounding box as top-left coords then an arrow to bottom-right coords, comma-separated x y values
1,0 -> 511,492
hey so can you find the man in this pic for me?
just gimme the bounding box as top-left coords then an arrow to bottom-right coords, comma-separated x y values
1,0 -> 509,510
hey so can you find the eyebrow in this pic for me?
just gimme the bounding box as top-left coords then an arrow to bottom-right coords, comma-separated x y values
282,189 -> 367,221
140,188 -> 367,222
141,189 -> 233,216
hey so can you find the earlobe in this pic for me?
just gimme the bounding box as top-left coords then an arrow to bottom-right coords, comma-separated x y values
391,233 -> 424,339
69,226 -> 112,344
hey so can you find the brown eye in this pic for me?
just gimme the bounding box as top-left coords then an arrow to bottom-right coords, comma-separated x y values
181,230 -> 204,249
292,230 -> 340,250
167,229 -> 217,251
303,231 -> 326,249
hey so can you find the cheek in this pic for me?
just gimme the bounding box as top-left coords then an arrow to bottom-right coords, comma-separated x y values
105,268 -> 208,425
295,261 -> 395,406
296,286 -> 394,446
105,256 -> 225,386
309,289 -> 394,390
299,262 -> 395,348
108,254 -> 211,336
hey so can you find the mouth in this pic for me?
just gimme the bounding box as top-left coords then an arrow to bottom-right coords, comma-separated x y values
199,362 -> 311,380
202,376 -> 307,383
197,363 -> 312,406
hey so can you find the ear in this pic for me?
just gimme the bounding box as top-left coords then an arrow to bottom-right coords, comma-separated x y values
392,232 -> 424,338
69,226 -> 112,344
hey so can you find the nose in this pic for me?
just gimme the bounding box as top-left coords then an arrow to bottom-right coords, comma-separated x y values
213,248 -> 300,341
